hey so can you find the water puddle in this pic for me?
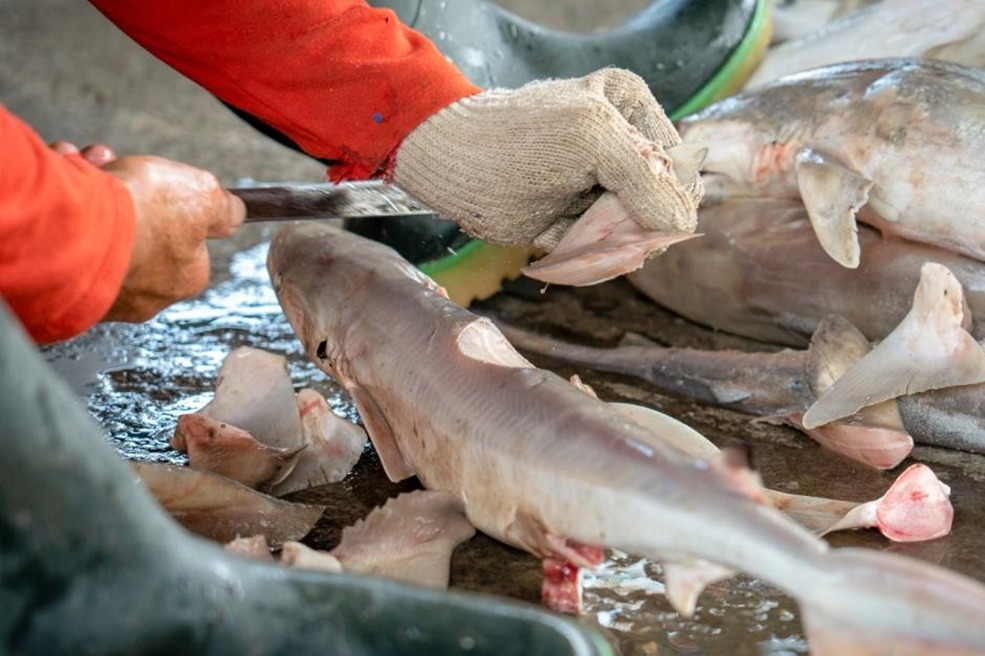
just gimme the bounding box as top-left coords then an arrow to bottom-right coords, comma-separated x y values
43,239 -> 355,463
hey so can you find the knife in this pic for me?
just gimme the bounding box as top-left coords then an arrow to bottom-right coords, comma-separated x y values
229,180 -> 440,223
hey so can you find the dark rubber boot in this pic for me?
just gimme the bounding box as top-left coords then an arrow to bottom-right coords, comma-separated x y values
371,0 -> 769,116
353,0 -> 771,304
0,303 -> 613,656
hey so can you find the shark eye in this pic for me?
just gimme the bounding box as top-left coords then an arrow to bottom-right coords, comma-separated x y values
316,339 -> 328,360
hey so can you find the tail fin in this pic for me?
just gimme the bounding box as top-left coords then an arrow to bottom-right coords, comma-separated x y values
800,548 -> 985,655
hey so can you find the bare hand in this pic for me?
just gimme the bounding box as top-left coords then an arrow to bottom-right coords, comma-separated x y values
101,156 -> 245,322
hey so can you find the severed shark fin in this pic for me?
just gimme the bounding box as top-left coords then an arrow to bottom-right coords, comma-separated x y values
171,413 -> 306,491
201,346 -> 303,450
804,263 -> 985,429
522,191 -> 699,287
795,149 -> 873,269
272,389 -> 368,496
331,490 -> 475,590
132,462 -> 324,548
823,464 -> 953,542
667,142 -> 709,189
800,315 -> 913,468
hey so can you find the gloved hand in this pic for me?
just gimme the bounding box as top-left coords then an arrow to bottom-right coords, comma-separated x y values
392,68 -> 703,250
53,142 -> 245,323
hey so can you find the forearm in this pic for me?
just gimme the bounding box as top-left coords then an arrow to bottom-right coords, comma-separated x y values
89,0 -> 481,179
0,106 -> 136,344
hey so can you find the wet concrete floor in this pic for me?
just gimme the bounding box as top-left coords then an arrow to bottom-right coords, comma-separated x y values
6,1 -> 985,655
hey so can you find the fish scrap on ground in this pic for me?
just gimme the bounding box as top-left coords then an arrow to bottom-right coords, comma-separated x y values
679,58 -> 985,269
751,0 -> 985,88
170,345 -> 367,495
268,222 -> 985,655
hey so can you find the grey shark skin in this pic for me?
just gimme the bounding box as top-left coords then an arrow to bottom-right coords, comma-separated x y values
679,59 -> 985,267
628,198 -> 985,347
497,321 -> 985,456
0,304 -> 613,656
268,223 -> 985,655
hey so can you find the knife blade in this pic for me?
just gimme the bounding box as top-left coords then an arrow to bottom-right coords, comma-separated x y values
230,180 -> 440,223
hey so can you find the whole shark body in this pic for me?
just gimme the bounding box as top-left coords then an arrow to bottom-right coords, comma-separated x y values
268,223 -> 985,655
679,59 -> 985,269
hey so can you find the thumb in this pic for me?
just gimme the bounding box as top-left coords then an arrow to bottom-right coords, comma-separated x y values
206,189 -> 246,239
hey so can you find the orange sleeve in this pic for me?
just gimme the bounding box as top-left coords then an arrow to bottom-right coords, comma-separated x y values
89,0 -> 482,180
0,105 -> 137,344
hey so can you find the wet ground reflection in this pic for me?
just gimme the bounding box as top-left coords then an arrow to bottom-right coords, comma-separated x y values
43,239 -> 356,464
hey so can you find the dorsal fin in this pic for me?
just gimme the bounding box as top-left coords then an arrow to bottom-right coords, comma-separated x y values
804,263 -> 985,428
795,148 -> 872,269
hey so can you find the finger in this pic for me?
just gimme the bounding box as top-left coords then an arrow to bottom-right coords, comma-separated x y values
582,68 -> 681,147
49,140 -> 80,155
205,189 -> 246,239
81,144 -> 117,167
591,117 -> 698,234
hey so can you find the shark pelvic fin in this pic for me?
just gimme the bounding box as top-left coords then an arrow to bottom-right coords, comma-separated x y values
663,558 -> 735,618
795,148 -> 872,269
803,263 -> 985,429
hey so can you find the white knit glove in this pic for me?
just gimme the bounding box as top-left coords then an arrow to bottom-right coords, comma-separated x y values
392,68 -> 703,250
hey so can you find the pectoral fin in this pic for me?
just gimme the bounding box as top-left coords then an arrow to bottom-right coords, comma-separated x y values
795,149 -> 873,269
522,191 -> 698,286
608,402 -> 719,458
347,385 -> 415,482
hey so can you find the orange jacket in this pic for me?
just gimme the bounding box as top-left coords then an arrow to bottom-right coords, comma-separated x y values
2,0 -> 480,344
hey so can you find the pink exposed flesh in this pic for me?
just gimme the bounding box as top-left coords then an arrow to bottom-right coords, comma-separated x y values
784,414 -> 913,470
541,543 -> 606,615
875,464 -> 953,542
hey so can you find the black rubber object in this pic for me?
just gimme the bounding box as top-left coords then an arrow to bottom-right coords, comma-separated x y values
372,0 -> 759,114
